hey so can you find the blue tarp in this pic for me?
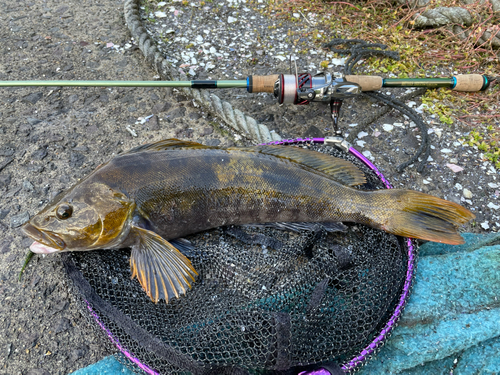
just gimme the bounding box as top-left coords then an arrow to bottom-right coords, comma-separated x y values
71,354 -> 135,374
359,232 -> 500,374
71,233 -> 500,374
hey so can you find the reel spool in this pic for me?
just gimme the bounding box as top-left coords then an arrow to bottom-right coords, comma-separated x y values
273,73 -> 362,105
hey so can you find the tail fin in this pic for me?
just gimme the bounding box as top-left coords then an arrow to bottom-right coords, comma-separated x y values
379,190 -> 475,245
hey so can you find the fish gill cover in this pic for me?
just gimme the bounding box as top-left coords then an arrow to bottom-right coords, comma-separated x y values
62,141 -> 416,374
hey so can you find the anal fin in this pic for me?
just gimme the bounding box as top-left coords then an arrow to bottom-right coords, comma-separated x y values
242,222 -> 347,233
130,226 -> 198,303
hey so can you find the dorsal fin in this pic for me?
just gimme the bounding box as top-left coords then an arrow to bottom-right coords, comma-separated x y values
124,140 -> 366,186
124,139 -> 211,154
244,145 -> 366,186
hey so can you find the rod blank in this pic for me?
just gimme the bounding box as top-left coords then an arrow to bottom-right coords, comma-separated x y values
0,80 -> 248,88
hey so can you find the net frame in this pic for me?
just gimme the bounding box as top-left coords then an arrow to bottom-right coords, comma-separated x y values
262,138 -> 416,372
62,138 -> 417,374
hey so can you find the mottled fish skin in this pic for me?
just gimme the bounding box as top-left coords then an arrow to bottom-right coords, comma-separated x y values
94,148 -> 371,239
21,140 -> 475,303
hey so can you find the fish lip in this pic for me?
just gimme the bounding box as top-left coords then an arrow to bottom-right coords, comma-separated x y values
21,223 -> 66,251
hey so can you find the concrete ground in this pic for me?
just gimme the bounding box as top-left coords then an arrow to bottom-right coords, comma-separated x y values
0,0 -> 231,374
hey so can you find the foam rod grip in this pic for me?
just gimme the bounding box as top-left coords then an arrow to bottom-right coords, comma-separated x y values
249,75 -> 279,93
453,74 -> 486,91
344,75 -> 383,91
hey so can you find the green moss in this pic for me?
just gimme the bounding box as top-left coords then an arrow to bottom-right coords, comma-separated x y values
463,129 -> 500,169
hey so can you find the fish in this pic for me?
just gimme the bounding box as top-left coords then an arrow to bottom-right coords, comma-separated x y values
21,139 -> 475,303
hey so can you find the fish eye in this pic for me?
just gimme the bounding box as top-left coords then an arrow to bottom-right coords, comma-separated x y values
56,204 -> 73,220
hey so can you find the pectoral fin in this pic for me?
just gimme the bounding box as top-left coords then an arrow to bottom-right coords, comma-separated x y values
130,226 -> 198,303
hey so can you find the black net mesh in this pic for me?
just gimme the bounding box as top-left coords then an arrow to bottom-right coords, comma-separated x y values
62,142 -> 416,374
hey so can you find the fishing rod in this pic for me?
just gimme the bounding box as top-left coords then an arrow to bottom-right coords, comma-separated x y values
0,73 -> 492,134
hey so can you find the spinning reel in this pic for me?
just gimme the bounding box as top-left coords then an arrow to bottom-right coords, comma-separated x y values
272,71 -> 362,135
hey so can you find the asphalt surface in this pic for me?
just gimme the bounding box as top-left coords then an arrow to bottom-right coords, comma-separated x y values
0,1 -> 233,374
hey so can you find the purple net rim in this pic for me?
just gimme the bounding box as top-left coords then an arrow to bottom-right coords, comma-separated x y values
86,302 -> 160,375
262,137 -> 415,373
84,137 -> 415,375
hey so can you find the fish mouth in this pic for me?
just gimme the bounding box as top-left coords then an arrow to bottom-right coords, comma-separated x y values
21,223 -> 66,252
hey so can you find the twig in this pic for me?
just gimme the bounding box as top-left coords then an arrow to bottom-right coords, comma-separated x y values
298,10 -> 313,26
326,2 -> 359,9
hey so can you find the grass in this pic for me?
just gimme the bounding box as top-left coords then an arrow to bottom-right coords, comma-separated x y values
252,0 -> 500,167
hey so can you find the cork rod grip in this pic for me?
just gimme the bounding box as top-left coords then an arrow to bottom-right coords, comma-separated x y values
453,74 -> 486,91
249,75 -> 279,93
344,75 -> 383,91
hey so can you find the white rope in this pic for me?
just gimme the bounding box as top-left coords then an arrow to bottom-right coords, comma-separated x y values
123,0 -> 281,144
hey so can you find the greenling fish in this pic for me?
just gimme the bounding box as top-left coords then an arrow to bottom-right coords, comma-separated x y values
22,139 -> 474,303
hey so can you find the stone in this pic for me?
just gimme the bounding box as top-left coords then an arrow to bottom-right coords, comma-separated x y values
487,202 -> 499,210
0,144 -> 16,157
21,237 -> 33,248
189,112 -> 201,121
147,115 -> 159,130
463,188 -> 473,199
446,163 -> 463,173
205,139 -> 221,147
23,180 -> 34,192
69,152 -> 85,168
382,123 -> 394,132
362,150 -> 374,160
0,238 -> 13,254
302,125 -> 324,139
27,117 -> 42,125
68,94 -> 79,104
31,147 -> 48,160
202,127 -> 213,136
69,345 -> 88,361
0,174 -> 11,189
168,106 -> 186,119
27,369 -> 50,375
22,92 -> 43,104
0,158 -> 14,172
357,131 -> 369,139
152,102 -> 171,113
53,317 -> 72,334
10,211 -> 30,228
0,209 -> 10,220
84,94 -> 99,106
